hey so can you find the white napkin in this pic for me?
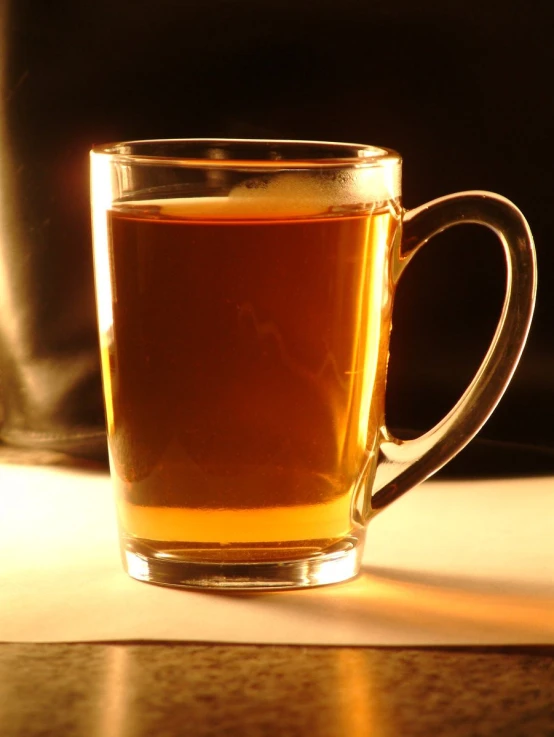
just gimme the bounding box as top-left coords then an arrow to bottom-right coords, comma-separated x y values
1,464 -> 552,645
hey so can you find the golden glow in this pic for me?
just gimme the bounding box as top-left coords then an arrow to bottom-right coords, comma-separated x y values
331,210 -> 394,473
338,212 -> 371,470
99,337 -> 115,435
356,210 -> 389,452
117,494 -> 354,543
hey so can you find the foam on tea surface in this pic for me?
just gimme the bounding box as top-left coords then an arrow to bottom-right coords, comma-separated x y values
228,167 -> 401,216
117,164 -> 400,220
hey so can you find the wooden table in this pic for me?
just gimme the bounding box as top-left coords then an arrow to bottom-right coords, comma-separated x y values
1,644 -> 552,736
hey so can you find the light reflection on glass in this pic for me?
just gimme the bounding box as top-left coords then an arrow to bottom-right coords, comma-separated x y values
90,153 -> 116,434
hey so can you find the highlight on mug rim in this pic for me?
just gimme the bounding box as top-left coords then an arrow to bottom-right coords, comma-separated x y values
90,138 -> 402,170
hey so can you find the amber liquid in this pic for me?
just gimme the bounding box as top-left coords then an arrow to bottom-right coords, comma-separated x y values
101,199 -> 396,561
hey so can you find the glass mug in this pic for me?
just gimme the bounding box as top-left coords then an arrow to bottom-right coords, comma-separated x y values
90,139 -> 536,590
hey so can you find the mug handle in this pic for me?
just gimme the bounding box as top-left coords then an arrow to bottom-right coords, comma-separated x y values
371,191 -> 537,511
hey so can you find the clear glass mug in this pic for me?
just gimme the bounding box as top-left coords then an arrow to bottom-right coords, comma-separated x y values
90,139 -> 536,590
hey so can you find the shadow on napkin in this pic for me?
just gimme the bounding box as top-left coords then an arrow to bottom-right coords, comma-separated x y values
210,565 -> 554,645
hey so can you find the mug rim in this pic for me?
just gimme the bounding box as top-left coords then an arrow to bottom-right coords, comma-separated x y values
90,138 -> 401,169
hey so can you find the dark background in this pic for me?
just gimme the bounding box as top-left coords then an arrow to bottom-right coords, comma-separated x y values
1,0 -> 552,471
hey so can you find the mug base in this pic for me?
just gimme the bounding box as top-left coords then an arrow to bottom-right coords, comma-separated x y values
120,533 -> 365,590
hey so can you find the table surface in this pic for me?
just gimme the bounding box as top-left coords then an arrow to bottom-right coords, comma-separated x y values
0,643 -> 553,737
1,445 -> 553,737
